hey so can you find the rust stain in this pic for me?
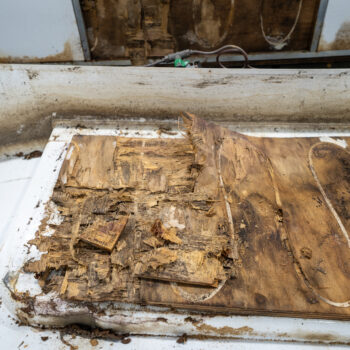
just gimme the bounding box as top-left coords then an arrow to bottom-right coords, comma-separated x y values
318,21 -> 350,51
277,331 -> 339,342
184,316 -> 201,325
193,326 -> 341,343
195,323 -> 254,336
0,41 -> 73,63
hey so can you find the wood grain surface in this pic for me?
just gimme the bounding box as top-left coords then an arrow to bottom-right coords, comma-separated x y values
80,0 -> 320,62
25,114 -> 350,319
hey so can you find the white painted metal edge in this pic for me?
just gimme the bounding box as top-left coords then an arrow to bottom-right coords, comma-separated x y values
1,64 -> 350,147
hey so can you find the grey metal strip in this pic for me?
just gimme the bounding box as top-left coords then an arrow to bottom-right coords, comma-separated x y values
38,50 -> 350,67
310,0 -> 329,52
71,0 -> 91,61
142,49 -> 350,66
215,49 -> 350,63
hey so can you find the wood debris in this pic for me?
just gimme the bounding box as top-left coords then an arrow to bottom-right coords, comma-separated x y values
151,219 -> 182,245
79,216 -> 129,252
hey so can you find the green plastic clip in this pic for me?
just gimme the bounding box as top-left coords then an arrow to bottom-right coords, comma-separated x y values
174,58 -> 189,67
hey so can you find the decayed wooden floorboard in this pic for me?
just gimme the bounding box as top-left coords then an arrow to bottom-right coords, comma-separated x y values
24,115 -> 350,319
25,132 -> 235,301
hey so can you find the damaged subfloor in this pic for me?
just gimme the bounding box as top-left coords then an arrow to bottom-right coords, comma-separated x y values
23,114 -> 350,319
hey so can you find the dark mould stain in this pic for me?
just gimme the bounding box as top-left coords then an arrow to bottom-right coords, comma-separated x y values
121,337 -> 131,344
26,69 -> 39,80
195,78 -> 231,89
305,291 -> 319,305
67,66 -> 81,72
255,293 -> 267,306
76,124 -> 88,129
176,333 -> 188,344
300,247 -> 312,259
184,316 -> 200,325
24,150 -> 43,160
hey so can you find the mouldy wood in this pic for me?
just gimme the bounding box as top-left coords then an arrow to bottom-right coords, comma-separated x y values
24,113 -> 350,319
81,0 -> 320,63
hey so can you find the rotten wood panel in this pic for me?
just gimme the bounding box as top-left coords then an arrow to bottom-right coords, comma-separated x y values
80,0 -> 320,63
24,114 -> 350,319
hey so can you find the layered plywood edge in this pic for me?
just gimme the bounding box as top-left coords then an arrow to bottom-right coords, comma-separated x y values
5,114 -> 350,328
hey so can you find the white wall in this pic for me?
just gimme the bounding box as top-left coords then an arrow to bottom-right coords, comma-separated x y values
319,0 -> 350,51
0,0 -> 84,62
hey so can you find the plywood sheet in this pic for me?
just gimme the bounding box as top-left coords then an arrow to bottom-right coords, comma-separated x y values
25,114 -> 350,319
81,0 -> 320,62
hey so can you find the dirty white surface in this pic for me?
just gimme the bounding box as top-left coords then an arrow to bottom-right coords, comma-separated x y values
1,125 -> 350,349
0,0 -> 84,61
0,157 -> 41,243
1,65 -> 350,148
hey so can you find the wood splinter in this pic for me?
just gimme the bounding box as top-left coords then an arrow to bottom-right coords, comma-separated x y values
79,215 -> 129,252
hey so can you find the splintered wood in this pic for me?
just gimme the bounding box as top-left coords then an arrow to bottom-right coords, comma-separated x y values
79,216 -> 129,252
25,115 -> 350,319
